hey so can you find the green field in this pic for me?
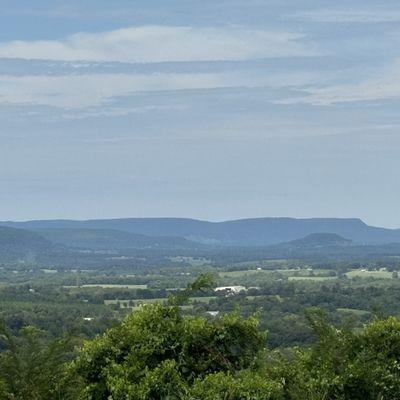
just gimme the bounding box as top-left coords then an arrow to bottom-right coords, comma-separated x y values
233,259 -> 303,269
220,268 -> 335,279
345,270 -> 392,279
66,284 -> 148,289
219,269 -> 268,278
288,276 -> 337,282
169,256 -> 211,266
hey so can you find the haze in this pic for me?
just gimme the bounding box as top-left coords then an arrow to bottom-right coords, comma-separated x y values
1,0 -> 399,227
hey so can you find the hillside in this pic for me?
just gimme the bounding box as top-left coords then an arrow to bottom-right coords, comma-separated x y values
281,233 -> 353,248
34,228 -> 202,250
2,217 -> 400,246
0,226 -> 53,262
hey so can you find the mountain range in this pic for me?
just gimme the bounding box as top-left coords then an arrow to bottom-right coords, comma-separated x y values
1,218 -> 400,266
1,217 -> 400,246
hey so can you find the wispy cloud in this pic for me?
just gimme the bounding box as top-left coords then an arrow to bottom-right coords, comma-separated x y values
0,70 -> 321,109
0,25 -> 319,63
278,59 -> 400,105
294,9 -> 400,23
60,104 -> 189,120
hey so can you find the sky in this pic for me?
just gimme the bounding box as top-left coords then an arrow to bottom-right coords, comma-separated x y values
0,0 -> 400,227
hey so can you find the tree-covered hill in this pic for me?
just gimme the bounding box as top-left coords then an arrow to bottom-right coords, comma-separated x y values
0,226 -> 53,262
33,228 -> 203,251
279,232 -> 353,248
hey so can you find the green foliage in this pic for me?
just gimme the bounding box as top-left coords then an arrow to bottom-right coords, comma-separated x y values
0,322 -> 75,400
279,312 -> 400,400
4,274 -> 400,399
189,371 -> 283,400
168,273 -> 215,306
71,303 -> 266,399
70,275 -> 266,399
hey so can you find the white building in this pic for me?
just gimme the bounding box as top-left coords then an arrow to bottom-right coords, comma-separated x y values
214,286 -> 246,294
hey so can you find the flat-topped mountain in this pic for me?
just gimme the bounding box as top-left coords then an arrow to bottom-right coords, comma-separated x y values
1,217 -> 399,246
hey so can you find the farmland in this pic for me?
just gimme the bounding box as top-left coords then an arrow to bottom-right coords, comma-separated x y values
1,258 -> 400,350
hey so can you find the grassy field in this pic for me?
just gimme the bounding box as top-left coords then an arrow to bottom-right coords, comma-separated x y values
223,267 -> 392,281
219,270 -> 268,278
66,284 -> 148,289
233,260 -> 304,269
345,270 -> 392,279
279,268 -> 333,274
169,256 -> 211,266
220,268 -> 335,279
288,276 -> 337,282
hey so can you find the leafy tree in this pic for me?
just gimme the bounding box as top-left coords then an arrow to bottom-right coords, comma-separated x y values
189,370 -> 283,400
279,309 -> 400,400
69,274 -> 273,399
4,274 -> 400,399
0,322 -> 75,399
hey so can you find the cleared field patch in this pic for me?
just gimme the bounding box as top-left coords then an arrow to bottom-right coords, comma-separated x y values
277,268 -> 334,276
219,270 -> 269,278
220,268 -> 335,279
288,276 -> 337,282
233,260 -> 302,269
346,270 -> 392,279
104,298 -> 164,306
169,256 -> 211,266
66,284 -> 148,289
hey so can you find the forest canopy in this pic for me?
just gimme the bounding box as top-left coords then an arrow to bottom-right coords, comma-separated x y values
1,276 -> 400,399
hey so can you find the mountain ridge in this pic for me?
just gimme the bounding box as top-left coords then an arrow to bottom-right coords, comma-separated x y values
1,217 -> 399,246
33,228 -> 202,250
278,232 -> 353,248
0,226 -> 54,262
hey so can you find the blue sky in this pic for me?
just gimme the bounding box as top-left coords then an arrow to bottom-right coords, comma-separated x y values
1,0 -> 400,227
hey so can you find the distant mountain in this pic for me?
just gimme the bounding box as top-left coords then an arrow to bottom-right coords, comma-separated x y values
0,226 -> 53,262
281,233 -> 353,248
215,233 -> 400,264
0,223 -> 400,267
2,217 -> 400,246
34,228 -> 202,250
260,233 -> 354,259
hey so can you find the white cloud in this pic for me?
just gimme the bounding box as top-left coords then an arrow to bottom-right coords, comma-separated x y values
294,9 -> 400,23
0,25 -> 318,63
0,70 -> 320,109
60,105 -> 189,120
278,60 -> 400,105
